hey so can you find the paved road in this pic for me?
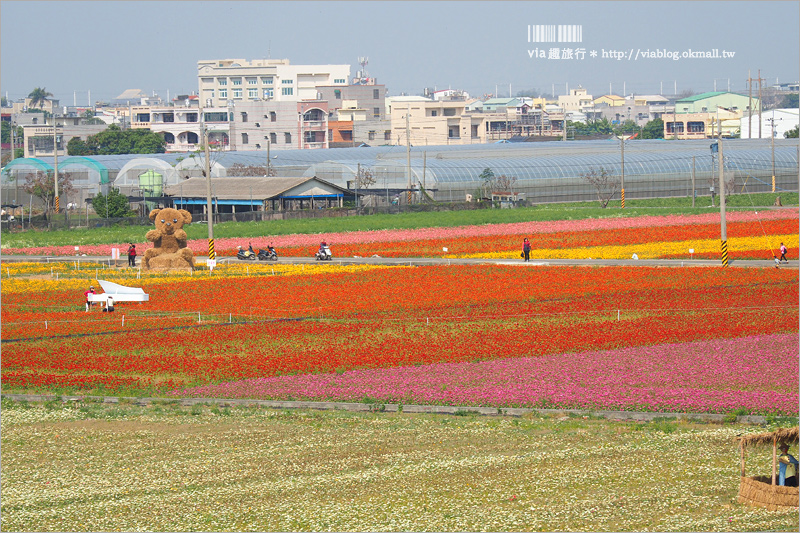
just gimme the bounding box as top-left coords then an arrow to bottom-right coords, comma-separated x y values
0,253 -> 796,269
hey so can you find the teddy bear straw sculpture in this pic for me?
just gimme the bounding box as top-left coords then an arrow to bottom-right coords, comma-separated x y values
143,208 -> 195,271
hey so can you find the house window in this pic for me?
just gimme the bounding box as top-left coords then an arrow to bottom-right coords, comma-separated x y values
334,89 -> 341,99
262,76 -> 273,84
334,78 -> 346,84
241,112 -> 248,122
368,131 -> 375,140
373,89 -> 380,99
248,88 -> 258,99
232,78 -> 242,86
270,111 -> 277,122
373,107 -> 380,119
687,121 -> 705,133
219,89 -> 227,99
384,130 -> 391,140
430,110 -> 438,117
270,132 -> 277,143
232,88 -> 242,98
285,132 -> 292,144
666,121 -> 685,133
241,133 -> 249,144
263,88 -> 273,98
218,78 -> 228,86
328,129 -> 333,141
282,87 -> 293,96
247,78 -> 257,86
444,108 -> 456,116
282,79 -> 293,85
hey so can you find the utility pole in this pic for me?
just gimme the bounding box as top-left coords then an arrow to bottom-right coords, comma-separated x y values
356,162 -> 360,209
692,156 -> 697,207
266,139 -> 271,176
406,106 -> 411,204
620,136 -> 625,209
53,117 -> 59,217
747,70 -> 753,138
718,128 -> 728,267
757,69 -> 764,139
768,112 -> 778,192
200,103 -> 215,265
422,151 -> 427,193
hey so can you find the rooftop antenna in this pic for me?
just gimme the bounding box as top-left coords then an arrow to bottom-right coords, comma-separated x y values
268,41 -> 271,59
358,56 -> 369,81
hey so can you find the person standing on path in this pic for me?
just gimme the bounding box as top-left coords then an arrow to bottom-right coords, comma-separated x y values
522,238 -> 531,262
127,243 -> 137,267
779,242 -> 788,263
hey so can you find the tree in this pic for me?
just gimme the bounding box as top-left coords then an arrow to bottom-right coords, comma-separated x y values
581,166 -> 619,208
478,167 -> 495,198
79,124 -> 166,155
494,174 -> 517,192
612,120 -> 641,136
779,93 -> 799,109
92,188 -> 135,218
22,170 -> 74,219
67,136 -> 91,156
784,125 -> 799,139
81,109 -> 105,125
1,96 -> 8,107
27,87 -> 53,109
640,118 -> 664,139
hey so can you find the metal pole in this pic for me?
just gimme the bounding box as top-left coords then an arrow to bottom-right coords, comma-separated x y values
718,129 -> 728,267
620,137 -> 625,209
356,162 -> 360,209
266,139 -> 270,176
770,112 -> 776,192
406,106 -> 411,204
691,155 -> 696,208
53,118 -> 59,217
201,104 -> 215,262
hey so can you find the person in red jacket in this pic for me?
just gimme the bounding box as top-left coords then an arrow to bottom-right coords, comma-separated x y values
84,286 -> 95,312
522,238 -> 531,262
127,243 -> 137,267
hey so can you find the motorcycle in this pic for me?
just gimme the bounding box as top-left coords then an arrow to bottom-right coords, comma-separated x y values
237,249 -> 257,261
258,247 -> 278,261
315,245 -> 332,261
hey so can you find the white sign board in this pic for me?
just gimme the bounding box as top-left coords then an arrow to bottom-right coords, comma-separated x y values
111,248 -> 120,259
206,259 -> 217,271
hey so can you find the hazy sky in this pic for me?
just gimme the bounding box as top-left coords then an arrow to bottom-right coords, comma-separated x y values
2,1 -> 798,105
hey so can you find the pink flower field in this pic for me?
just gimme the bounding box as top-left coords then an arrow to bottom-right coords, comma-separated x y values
171,333 -> 799,415
3,210 -> 796,256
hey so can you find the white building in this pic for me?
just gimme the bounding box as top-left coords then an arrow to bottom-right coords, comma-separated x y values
740,109 -> 800,139
197,59 -> 351,108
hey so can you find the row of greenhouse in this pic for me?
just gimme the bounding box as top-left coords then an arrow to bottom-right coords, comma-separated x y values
2,139 -> 798,210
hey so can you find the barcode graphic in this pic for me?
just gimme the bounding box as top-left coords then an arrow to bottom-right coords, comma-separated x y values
527,24 -> 582,43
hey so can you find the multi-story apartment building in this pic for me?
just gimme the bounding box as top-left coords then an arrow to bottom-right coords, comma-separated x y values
131,101 -> 232,152
388,97 -> 510,145
227,100 -> 329,151
197,59 -> 350,108
317,83 -> 387,121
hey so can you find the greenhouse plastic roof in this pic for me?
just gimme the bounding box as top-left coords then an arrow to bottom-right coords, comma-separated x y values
7,139 -> 797,184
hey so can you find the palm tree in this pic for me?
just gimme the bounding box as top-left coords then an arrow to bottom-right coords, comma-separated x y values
28,87 -> 53,109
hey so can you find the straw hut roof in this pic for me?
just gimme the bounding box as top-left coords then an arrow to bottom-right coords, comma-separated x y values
738,426 -> 799,447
